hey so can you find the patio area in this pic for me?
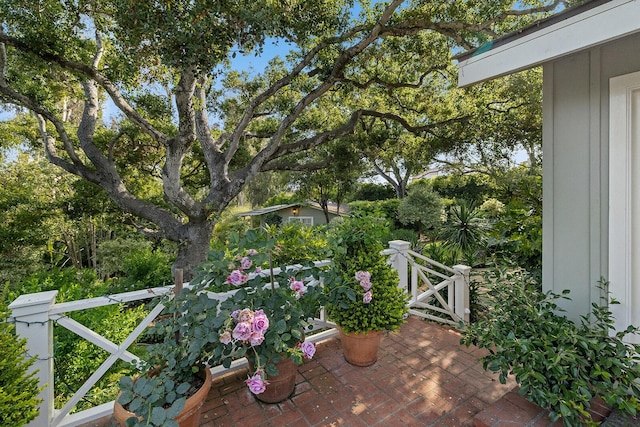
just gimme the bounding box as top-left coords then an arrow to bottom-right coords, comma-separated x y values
92,316 -> 525,426
200,316 -> 515,427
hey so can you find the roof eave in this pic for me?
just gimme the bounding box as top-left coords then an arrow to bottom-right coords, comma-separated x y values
456,0 -> 640,87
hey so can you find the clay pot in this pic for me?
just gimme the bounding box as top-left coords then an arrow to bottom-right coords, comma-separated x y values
113,368 -> 212,427
250,357 -> 297,404
339,329 -> 383,367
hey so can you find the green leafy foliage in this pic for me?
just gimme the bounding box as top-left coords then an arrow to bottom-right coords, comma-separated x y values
397,183 -> 444,236
97,238 -> 173,292
268,223 -> 330,266
462,271 -> 640,426
325,215 -> 408,333
0,285 -> 41,426
349,183 -> 397,202
119,228 -> 326,424
439,200 -> 489,266
348,198 -> 404,232
431,173 -> 497,205
7,268 -> 149,412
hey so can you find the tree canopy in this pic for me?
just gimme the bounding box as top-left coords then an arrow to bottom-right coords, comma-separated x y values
0,0 -> 568,277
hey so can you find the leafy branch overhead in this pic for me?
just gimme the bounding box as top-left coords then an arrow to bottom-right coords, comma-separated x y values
0,0 -> 568,276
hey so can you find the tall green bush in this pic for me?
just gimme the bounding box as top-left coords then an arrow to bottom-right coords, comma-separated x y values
397,184 -> 444,236
462,270 -> 640,426
1,285 -> 41,426
348,199 -> 402,229
270,223 -> 330,265
349,183 -> 396,201
9,268 -> 148,413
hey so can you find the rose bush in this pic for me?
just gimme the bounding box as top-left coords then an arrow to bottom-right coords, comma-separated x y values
118,229 -> 326,426
193,230 -> 325,393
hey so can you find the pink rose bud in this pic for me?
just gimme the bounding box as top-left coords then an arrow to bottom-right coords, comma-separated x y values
363,291 -> 373,304
246,371 -> 268,394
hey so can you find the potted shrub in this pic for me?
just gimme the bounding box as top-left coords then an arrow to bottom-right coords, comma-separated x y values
461,270 -> 640,426
116,229 -> 325,426
325,215 -> 409,366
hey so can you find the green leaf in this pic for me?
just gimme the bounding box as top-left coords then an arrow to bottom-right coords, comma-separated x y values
151,407 -> 166,425
275,319 -> 287,333
117,390 -> 134,405
176,382 -> 190,395
166,397 -> 186,419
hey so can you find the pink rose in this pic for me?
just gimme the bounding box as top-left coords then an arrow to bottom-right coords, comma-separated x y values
240,256 -> 252,270
359,278 -> 372,291
219,330 -> 232,345
298,341 -> 316,359
230,309 -> 240,321
363,291 -> 373,304
246,249 -> 258,256
226,269 -> 248,286
255,266 -> 262,274
232,321 -> 252,342
252,309 -> 269,333
355,271 -> 371,282
249,331 -> 265,346
237,308 -> 254,323
246,371 -> 268,394
289,278 -> 307,297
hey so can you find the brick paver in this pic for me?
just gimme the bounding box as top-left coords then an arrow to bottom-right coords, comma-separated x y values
84,316 -> 629,426
200,317 -> 517,426
82,317 -> 638,427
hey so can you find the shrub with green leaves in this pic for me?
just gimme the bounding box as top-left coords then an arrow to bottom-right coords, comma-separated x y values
8,268 -> 148,413
270,222 -> 330,265
348,199 -> 402,229
461,270 -> 640,426
325,215 -> 408,333
397,184 -> 444,236
1,285 -> 41,426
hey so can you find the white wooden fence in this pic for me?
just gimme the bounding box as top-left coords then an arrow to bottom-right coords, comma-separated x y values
8,240 -> 469,427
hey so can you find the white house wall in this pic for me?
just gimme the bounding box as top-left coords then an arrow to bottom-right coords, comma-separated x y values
543,32 -> 640,321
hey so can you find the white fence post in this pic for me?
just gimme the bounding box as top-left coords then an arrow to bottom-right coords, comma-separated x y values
9,290 -> 58,427
452,265 -> 471,323
388,240 -> 410,292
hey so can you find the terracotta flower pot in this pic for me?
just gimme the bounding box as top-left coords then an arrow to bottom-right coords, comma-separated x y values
113,368 -> 212,427
339,329 -> 383,367
250,357 -> 297,404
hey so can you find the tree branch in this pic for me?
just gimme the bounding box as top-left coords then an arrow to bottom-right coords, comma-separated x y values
260,157 -> 332,172
0,32 -> 168,145
338,64 -> 449,90
360,110 -> 470,135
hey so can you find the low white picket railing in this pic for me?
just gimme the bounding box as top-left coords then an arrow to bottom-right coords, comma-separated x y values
8,240 -> 469,427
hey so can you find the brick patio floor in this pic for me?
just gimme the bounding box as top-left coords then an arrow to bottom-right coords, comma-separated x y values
197,316 -> 517,426
89,316 -> 625,426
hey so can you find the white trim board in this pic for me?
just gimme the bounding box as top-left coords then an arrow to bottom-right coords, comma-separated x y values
457,0 -> 640,87
609,70 -> 640,343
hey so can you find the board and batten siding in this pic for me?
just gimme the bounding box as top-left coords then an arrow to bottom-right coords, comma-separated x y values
542,32 -> 640,321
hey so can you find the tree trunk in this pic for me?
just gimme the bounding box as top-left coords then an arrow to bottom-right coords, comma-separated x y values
173,220 -> 215,281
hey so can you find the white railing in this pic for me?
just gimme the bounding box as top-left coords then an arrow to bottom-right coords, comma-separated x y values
385,240 -> 471,326
8,240 -> 468,427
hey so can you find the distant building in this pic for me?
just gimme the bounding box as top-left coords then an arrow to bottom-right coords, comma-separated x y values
236,202 -> 348,227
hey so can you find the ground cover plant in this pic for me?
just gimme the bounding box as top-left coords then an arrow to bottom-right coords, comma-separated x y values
462,269 -> 640,426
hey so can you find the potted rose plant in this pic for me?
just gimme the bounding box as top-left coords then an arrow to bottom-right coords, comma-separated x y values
324,214 -> 409,366
116,229 -> 325,426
